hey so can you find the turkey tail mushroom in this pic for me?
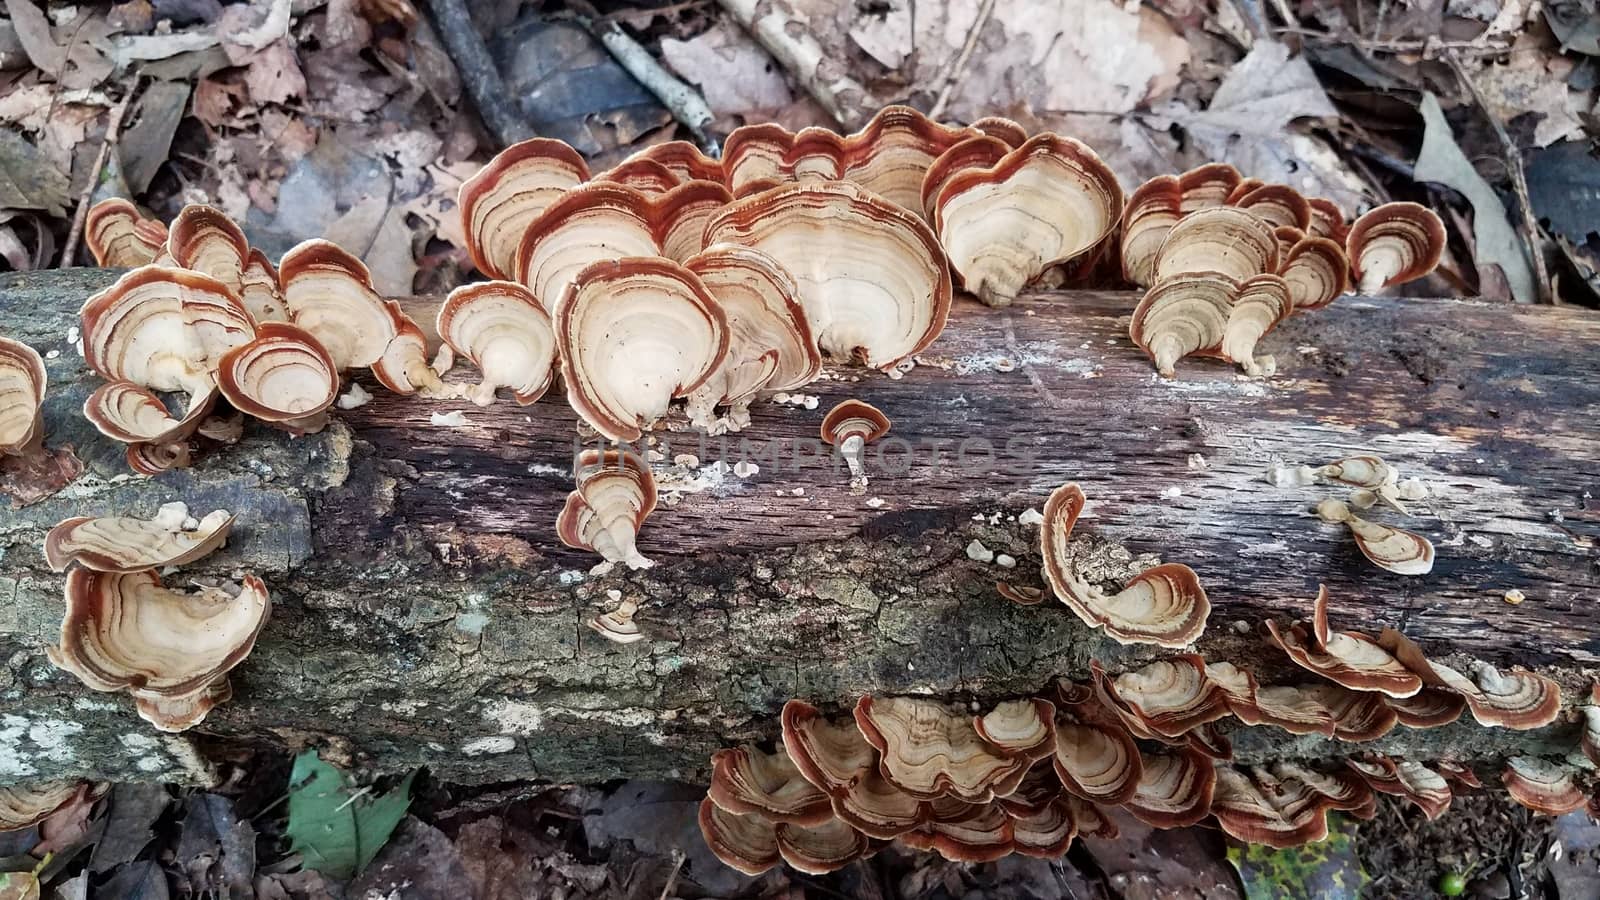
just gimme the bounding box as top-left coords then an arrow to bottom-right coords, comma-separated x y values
852,696 -> 1040,803
820,399 -> 891,484
0,336 -> 48,458
1347,202 -> 1446,292
1377,628 -> 1561,729
436,281 -> 558,407
556,449 -> 658,570
1315,498 -> 1435,576
459,137 -> 591,280
44,507 -> 234,573
85,198 -> 167,268
216,322 -> 340,435
1264,585 -> 1424,698
1502,757 -> 1587,815
708,745 -> 833,826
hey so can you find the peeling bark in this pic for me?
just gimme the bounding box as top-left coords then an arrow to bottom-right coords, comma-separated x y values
0,268 -> 1596,787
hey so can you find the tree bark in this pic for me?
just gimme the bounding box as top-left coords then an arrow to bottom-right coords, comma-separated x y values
1,268 -> 1596,788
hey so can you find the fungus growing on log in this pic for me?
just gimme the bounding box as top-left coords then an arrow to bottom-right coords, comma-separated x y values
1582,686 -> 1600,767
1051,683 -> 1143,805
898,801 -> 1014,863
1264,585 -> 1423,698
81,267 -> 255,399
683,244 -> 821,432
820,399 -> 891,484
1118,175 -> 1182,287
920,133 -> 1011,221
996,582 -> 1045,605
1377,628 -> 1561,730
704,180 -> 952,369
83,381 -> 217,448
595,157 -> 680,194
721,122 -> 794,196
619,140 -> 725,185
1039,482 -> 1210,647
928,134 -> 1123,307
780,699 -> 876,795
85,198 -> 166,268
1306,197 -> 1348,243
1128,272 -> 1291,378
1124,747 -> 1215,828
216,322 -> 340,434
1315,498 -> 1435,576
49,568 -> 270,732
435,281 -> 557,407
459,137 -> 591,280
1346,201 -> 1447,292
708,745 -> 833,825
1217,273 -> 1294,377
1278,236 -> 1350,311
1211,765 -> 1367,848
0,782 -> 96,832
586,596 -> 645,644
556,449 -> 658,570
1098,655 -> 1231,738
1230,183 -> 1312,231
556,257 -> 728,442
1345,755 -> 1453,820
852,696 -> 1039,803
972,699 -> 1058,760
1204,662 -> 1337,737
1176,162 -> 1242,211
1154,207 -> 1279,283
0,335 -> 48,457
45,507 -> 234,573
166,204 -> 250,290
697,799 -> 781,874
1501,757 -> 1587,815
812,106 -> 977,215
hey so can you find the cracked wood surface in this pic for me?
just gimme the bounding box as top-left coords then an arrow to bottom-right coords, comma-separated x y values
0,267 -> 1596,786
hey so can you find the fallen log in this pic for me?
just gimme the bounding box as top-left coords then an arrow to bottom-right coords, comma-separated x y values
0,267 -> 1596,787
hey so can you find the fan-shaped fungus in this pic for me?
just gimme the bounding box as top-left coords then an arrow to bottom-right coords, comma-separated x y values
1315,498 -> 1434,576
1124,747 -> 1215,828
459,137 -> 591,280
1265,585 -> 1423,698
1501,757 -> 1586,815
1153,207 -> 1280,283
216,322 -> 340,434
820,399 -> 891,485
45,506 -> 234,573
853,696 -> 1035,803
779,699 -> 877,795
0,336 -> 48,459
0,782 -> 96,832
1346,202 -> 1446,292
85,198 -> 167,268
555,449 -> 658,570
708,744 -> 833,826
436,281 -> 557,407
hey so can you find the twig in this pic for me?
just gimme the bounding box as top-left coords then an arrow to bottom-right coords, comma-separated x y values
717,0 -> 875,129
1284,27 -> 1515,58
61,87 -> 134,268
1443,51 -> 1553,304
928,0 -> 996,121
572,2 -> 718,155
418,0 -> 535,148
656,850 -> 685,900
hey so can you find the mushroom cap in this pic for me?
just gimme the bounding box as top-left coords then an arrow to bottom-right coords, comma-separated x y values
1345,755 -> 1452,820
1124,747 -> 1215,828
969,116 -> 1027,147
1346,201 -> 1446,293
595,156 -> 681,195
1501,757 -> 1587,815
85,198 -> 166,268
704,180 -> 952,369
81,266 -> 256,396
513,180 -> 734,316
1211,765 -> 1347,848
1279,236 -> 1350,311
1154,207 -> 1280,283
831,768 -> 927,839
1218,273 -> 1293,375
0,781 -> 95,832
682,243 -> 822,415
1102,655 -> 1232,738
44,508 -> 235,573
1176,162 -> 1242,212
1009,797 -> 1077,859
125,440 -> 192,476
996,582 -> 1046,605
708,744 -> 834,826
1384,687 -> 1466,729
436,281 -> 558,407
83,381 -> 217,446
1128,272 -> 1236,378
931,134 -> 1124,307
1306,197 -> 1349,244
458,137 -> 591,280
216,321 -> 340,432
697,798 -> 780,875
1039,482 -> 1210,647
166,204 -> 251,291
819,399 -> 891,446
555,449 -> 658,569
1377,628 -> 1561,729
616,140 -> 724,185
239,248 -> 289,323
852,695 -> 1034,803
920,133 -> 1011,221
779,699 -> 876,795
0,336 -> 47,455
50,568 -> 269,731
721,122 -> 796,197
972,698 -> 1057,761
797,105 -> 976,216
774,816 -> 877,874
1051,712 -> 1143,805
898,800 -> 1015,863
1230,183 -> 1312,231
556,257 -> 728,442
1264,585 -> 1423,698
278,239 -> 411,372
1342,513 -> 1435,576
1119,175 -> 1183,287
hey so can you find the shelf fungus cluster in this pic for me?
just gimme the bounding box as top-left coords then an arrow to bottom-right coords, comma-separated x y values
0,782 -> 102,834
1121,164 -> 1445,377
42,501 -> 268,732
78,200 -> 449,473
0,333 -> 83,503
1267,453 -> 1436,575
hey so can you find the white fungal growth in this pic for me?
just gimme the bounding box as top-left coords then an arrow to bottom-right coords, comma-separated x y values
337,382 -> 373,410
966,540 -> 995,563
430,410 -> 470,427
1018,508 -> 1044,526
153,502 -> 190,531
995,554 -> 1017,569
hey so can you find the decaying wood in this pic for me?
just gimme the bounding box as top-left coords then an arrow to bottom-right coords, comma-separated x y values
0,267 -> 1596,788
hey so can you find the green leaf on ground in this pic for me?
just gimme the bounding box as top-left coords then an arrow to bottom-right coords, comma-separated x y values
1227,814 -> 1369,899
0,871 -> 39,900
284,749 -> 415,880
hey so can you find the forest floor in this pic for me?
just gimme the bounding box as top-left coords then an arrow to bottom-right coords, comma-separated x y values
2,0 -> 1599,897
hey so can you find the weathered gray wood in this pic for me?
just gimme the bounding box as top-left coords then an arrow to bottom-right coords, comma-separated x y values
0,267 -> 1596,787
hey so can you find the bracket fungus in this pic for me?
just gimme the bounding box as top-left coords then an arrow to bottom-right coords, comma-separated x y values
820,399 -> 891,484
436,281 -> 558,407
853,696 -> 1042,803
1124,747 -> 1215,829
1128,272 -> 1291,378
780,699 -> 877,795
682,244 -> 821,432
1346,755 -> 1453,820
50,568 -> 270,732
85,198 -> 167,268
1039,482 -> 1210,647
1278,236 -> 1350,311
1346,201 -> 1447,293
556,449 -> 658,570
1211,765 -> 1370,848
697,800 -> 876,876
0,782 -> 99,833
1153,207 -> 1279,283
793,106 -> 976,216
459,137 -> 591,280
1119,175 -> 1183,287
45,507 -> 234,573
927,134 -> 1123,307
586,596 -> 645,644
1230,184 -> 1312,231
166,204 -> 251,290
0,335 -> 48,459
709,745 -> 833,826
704,180 -> 952,369
1051,684 -> 1143,805
1265,585 -> 1423,698
919,133 -> 1011,221
1502,757 -> 1587,815
1097,656 -> 1231,739
279,240 -> 448,398
1315,498 -> 1434,576
1377,628 -> 1561,730
216,322 -> 340,434
556,257 -> 728,442
596,157 -> 680,194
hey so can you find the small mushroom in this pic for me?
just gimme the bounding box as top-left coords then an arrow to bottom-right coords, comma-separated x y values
1306,197 -> 1349,244
898,801 -> 1014,863
435,281 -> 557,407
683,244 -> 821,432
820,399 -> 891,485
1206,662 -> 1338,737
721,122 -> 795,196
458,137 -> 591,280
1230,183 -> 1312,231
1154,207 -> 1280,283
45,507 -> 234,573
1039,482 -> 1210,648
1278,236 -> 1350,311
557,257 -> 728,442
0,336 -> 48,458
920,133 -> 1012,221
216,322 -> 340,434
595,156 -> 681,194
929,134 -> 1124,307
1129,272 -> 1285,378
1346,202 -> 1446,293
556,449 -> 658,570
1501,757 -> 1586,815
1301,683 -> 1399,742
1119,175 -> 1183,288
773,106 -> 974,216
49,568 -> 270,732
1265,585 -> 1423,698
971,698 -> 1057,761
696,798 -> 781,875
1315,498 -> 1435,576
996,583 -> 1045,605
1176,162 -> 1242,212
586,596 -> 645,644
238,248 -> 289,323
81,266 -> 256,400
704,180 -> 952,370
1377,627 -> 1560,730
1008,797 -> 1077,859
780,699 -> 876,794
708,744 -> 833,826
852,696 -> 1036,803
832,767 -> 925,839
85,198 -> 166,268
1384,688 -> 1466,729
166,204 -> 250,291
0,782 -> 97,833
1098,655 -> 1231,739
615,140 -> 725,185
1210,765 -> 1363,848
1218,273 -> 1293,377
1345,755 -> 1452,820
773,816 -> 876,874
1124,746 -> 1215,828
1051,682 -> 1143,805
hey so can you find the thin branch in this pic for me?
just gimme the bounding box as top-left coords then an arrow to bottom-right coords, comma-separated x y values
571,2 -> 718,154
928,0 -> 997,121
61,86 -> 134,268
1443,50 -> 1553,304
418,0 -> 535,148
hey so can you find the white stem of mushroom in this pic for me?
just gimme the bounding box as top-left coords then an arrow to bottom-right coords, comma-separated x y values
839,433 -> 866,479
1357,249 -> 1404,293
593,517 -> 654,570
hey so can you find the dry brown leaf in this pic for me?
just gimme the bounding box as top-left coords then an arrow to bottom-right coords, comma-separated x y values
241,39 -> 307,106
363,204 -> 418,296
1471,58 -> 1586,147
8,0 -> 65,76
849,0 -> 913,69
660,22 -> 793,118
